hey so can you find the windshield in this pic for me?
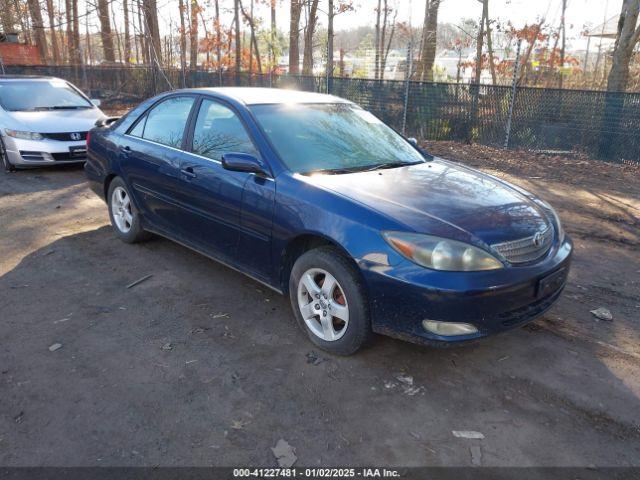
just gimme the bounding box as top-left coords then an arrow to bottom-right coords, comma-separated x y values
0,80 -> 93,111
250,103 -> 426,174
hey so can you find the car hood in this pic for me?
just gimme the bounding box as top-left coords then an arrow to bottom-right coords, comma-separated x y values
6,108 -> 104,133
305,158 -> 550,246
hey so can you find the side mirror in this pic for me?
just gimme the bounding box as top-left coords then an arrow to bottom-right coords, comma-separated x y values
221,153 -> 268,176
91,99 -> 102,107
407,137 -> 418,147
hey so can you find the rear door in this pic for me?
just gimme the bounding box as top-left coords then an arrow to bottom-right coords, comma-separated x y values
120,95 -> 196,235
175,97 -> 276,279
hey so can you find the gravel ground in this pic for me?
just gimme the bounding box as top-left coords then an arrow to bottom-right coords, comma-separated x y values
0,144 -> 639,467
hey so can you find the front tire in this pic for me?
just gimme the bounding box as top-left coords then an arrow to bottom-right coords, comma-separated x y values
1,138 -> 15,172
107,177 -> 150,243
289,246 -> 371,355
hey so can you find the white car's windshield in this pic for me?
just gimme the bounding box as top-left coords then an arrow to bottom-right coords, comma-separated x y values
0,80 -> 93,111
250,103 -> 427,175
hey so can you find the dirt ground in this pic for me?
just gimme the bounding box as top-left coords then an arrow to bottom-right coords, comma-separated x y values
0,143 -> 639,467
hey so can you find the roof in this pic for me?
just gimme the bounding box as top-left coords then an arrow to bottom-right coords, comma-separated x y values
195,87 -> 351,105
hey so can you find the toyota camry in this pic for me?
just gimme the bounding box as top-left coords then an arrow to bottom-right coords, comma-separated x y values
85,88 -> 572,355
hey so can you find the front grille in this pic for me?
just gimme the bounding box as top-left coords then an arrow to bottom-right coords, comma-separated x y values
41,132 -> 88,141
492,225 -> 553,264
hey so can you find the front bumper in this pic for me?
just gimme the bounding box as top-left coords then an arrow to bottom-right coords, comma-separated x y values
362,237 -> 573,346
3,135 -> 87,166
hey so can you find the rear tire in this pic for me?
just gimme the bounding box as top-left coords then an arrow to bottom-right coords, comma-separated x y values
289,246 -> 371,355
1,138 -> 15,172
107,177 -> 150,243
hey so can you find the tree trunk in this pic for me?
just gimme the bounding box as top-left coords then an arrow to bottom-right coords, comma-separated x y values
111,1 -> 123,62
97,0 -> 115,62
64,0 -> 73,63
178,0 -> 187,71
71,0 -> 81,63
414,0 -> 430,80
289,0 -> 302,74
234,0 -> 240,74
142,0 -> 161,64
380,4 -> 397,80
190,0 -> 199,68
136,0 -> 149,64
474,0 -> 486,84
123,0 -> 132,64
326,0 -> 334,79
27,0 -> 49,62
607,0 -> 640,92
374,0 -> 381,79
302,0 -> 319,75
270,0 -> 276,70
45,0 -> 60,63
484,0 -> 497,84
421,0 -> 440,81
214,0 -> 222,70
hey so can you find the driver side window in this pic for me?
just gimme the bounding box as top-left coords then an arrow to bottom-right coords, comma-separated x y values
192,99 -> 258,161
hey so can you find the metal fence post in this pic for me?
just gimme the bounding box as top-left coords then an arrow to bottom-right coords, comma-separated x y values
504,39 -> 522,149
402,41 -> 413,136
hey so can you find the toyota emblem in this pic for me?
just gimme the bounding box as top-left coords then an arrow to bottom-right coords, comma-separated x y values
70,132 -> 82,141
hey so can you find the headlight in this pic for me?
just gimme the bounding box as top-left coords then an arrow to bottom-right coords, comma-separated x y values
5,129 -> 44,141
382,232 -> 503,271
539,201 -> 565,244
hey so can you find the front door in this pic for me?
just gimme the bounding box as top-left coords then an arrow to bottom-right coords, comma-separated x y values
175,97 -> 276,280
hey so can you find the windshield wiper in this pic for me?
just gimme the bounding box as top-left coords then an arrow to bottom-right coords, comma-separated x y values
303,166 -> 364,175
360,160 -> 423,172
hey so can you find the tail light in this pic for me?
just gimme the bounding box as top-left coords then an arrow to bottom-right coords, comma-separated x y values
86,131 -> 91,148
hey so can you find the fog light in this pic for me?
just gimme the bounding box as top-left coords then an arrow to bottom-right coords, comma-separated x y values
422,320 -> 478,336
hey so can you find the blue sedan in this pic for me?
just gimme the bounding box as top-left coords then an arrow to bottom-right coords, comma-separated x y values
85,88 -> 572,355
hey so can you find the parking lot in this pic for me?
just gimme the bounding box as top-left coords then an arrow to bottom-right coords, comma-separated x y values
1,143 -> 639,467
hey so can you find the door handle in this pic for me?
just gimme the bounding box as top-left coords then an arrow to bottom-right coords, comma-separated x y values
121,145 -> 131,154
180,166 -> 197,178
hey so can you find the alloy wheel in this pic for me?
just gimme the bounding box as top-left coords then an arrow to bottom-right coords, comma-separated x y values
111,186 -> 133,233
297,268 -> 349,341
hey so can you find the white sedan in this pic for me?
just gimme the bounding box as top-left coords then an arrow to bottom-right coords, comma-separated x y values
0,75 -> 106,171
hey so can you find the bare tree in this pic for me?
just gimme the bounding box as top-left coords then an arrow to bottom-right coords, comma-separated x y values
239,0 -> 262,73
45,0 -> 60,63
178,0 -> 187,71
379,0 -> 397,80
374,0 -> 381,79
416,0 -> 441,81
270,0 -> 276,69
289,0 -> 302,74
71,0 -> 81,63
0,0 -> 17,34
214,0 -> 222,69
234,0 -> 240,73
607,0 -> 640,92
27,0 -> 49,62
142,0 -> 161,64
123,0 -> 132,63
64,0 -> 73,62
190,0 -> 199,68
97,0 -> 115,62
302,0 -> 319,75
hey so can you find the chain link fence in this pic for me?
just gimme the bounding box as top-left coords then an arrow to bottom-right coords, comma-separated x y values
4,64 -> 640,165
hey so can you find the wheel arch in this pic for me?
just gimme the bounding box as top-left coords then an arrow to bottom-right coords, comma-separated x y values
278,232 -> 364,294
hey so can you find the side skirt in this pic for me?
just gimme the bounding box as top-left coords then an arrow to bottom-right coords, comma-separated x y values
144,226 -> 284,296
